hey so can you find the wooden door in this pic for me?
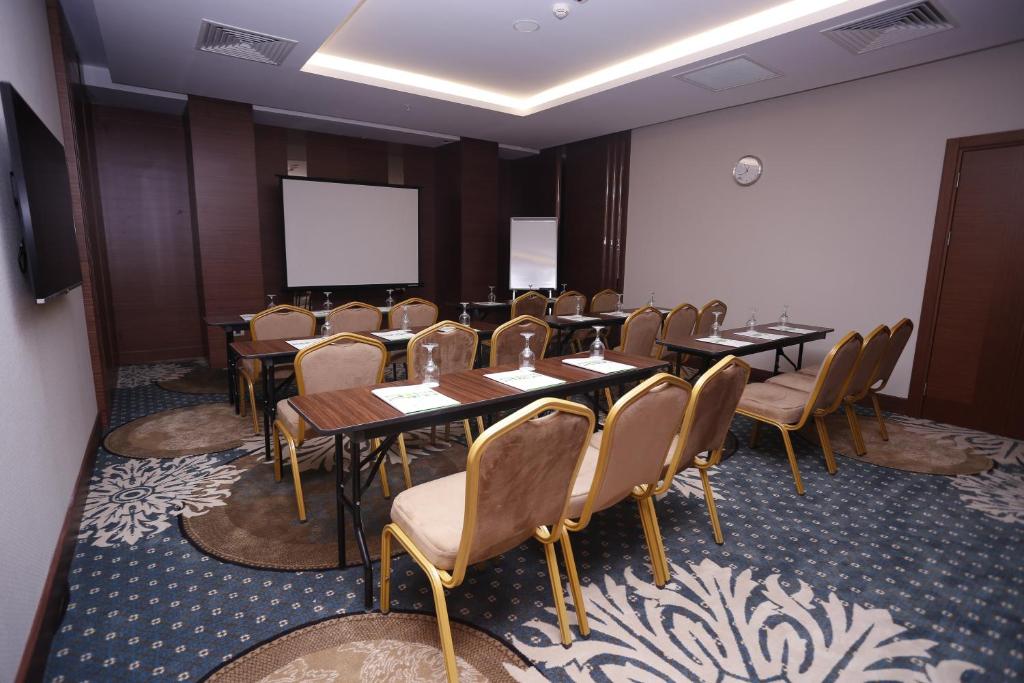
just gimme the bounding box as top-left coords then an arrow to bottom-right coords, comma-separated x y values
917,132 -> 1024,438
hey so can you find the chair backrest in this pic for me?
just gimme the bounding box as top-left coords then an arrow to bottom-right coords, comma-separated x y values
844,324 -> 891,401
388,298 -> 438,329
553,290 -> 585,316
661,356 -> 751,484
590,289 -> 620,314
326,301 -> 383,333
452,398 -> 595,580
406,321 -> 479,382
619,306 -> 662,356
658,303 -> 698,358
489,315 -> 551,367
250,305 -> 317,340
295,333 -> 388,396
511,291 -> 548,318
694,299 -> 727,336
572,374 -> 691,527
802,331 -> 863,420
872,318 -> 914,392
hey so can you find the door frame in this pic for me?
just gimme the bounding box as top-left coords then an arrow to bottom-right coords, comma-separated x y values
907,128 -> 1024,416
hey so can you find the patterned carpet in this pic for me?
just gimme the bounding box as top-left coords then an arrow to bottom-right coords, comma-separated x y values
43,360 -> 1024,681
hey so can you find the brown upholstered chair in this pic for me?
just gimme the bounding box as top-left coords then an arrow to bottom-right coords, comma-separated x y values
602,305 -> 664,407
736,331 -> 863,494
407,321 -> 480,449
488,315 -> 551,367
387,298 -> 439,369
381,398 -> 595,679
238,305 -> 316,433
326,301 -> 382,333
511,290 -> 548,318
769,325 -> 891,456
866,318 -> 913,441
590,289 -> 620,313
694,299 -> 727,337
658,302 -> 698,361
272,333 -> 404,521
553,290 -> 586,316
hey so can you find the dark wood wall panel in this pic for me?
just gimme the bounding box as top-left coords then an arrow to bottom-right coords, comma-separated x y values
92,106 -> 202,363
255,125 -> 288,300
402,144 -> 439,304
499,149 -> 561,296
306,132 -> 388,183
186,96 -> 265,366
458,139 -> 499,302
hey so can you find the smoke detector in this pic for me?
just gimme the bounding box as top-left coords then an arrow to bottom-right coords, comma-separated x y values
553,3 -> 570,20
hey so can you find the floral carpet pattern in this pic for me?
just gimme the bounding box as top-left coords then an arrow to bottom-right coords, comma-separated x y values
45,362 -> 1023,681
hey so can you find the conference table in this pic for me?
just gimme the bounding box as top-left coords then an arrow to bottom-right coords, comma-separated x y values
231,321 -> 498,463
288,349 -> 670,608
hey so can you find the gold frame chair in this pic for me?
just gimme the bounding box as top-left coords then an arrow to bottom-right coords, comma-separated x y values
238,304 -> 316,434
510,290 -> 549,318
590,288 -> 620,313
603,305 -> 662,407
387,297 -> 439,329
381,398 -> 596,682
326,301 -> 383,332
694,299 -> 728,337
407,321 -> 480,448
553,290 -> 586,316
658,302 -> 698,362
738,331 -> 863,495
487,315 -> 552,367
866,318 -> 914,441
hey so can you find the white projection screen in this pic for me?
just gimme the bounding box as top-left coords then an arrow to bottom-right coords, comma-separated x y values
282,178 -> 419,287
509,217 -> 558,290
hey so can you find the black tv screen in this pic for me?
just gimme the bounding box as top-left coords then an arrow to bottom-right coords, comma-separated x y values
1,81 -> 81,302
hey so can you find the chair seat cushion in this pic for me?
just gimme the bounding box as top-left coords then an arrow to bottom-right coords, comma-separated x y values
240,359 -> 295,381
766,371 -> 817,393
390,471 -> 467,571
274,398 -> 307,438
737,383 -> 808,425
797,364 -> 820,376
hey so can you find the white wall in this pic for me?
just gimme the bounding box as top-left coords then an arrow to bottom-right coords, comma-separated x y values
626,42 -> 1024,397
0,0 -> 99,678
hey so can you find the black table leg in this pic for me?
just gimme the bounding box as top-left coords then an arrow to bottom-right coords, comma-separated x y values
225,329 -> 237,409
797,343 -> 805,369
335,434 -> 347,569
349,433 -> 374,609
673,350 -> 682,377
773,348 -> 781,375
262,358 -> 275,463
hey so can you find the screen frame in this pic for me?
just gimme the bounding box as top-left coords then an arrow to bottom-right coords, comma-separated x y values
508,216 -> 559,291
278,174 -> 424,290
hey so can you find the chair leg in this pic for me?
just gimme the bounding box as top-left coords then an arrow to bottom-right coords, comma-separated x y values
644,497 -> 671,584
603,388 -> 615,412
636,498 -> 667,587
271,422 -> 283,482
396,435 -> 413,489
814,415 -> 838,475
241,375 -> 259,434
374,438 -> 391,499
558,529 -> 589,637
542,540 -> 573,646
698,468 -> 724,545
462,420 -> 474,447
779,428 -> 805,495
476,416 -> 485,436
380,525 -> 394,613
844,402 -> 867,456
281,429 -> 307,522
749,421 -> 761,448
871,393 -> 889,441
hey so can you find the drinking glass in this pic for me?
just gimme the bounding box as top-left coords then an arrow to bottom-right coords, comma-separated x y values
710,311 -> 722,339
385,289 -> 395,307
421,343 -> 440,387
548,288 -> 554,299
561,283 -> 567,294
519,332 -> 536,370
616,293 -> 624,313
266,294 -> 276,309
649,291 -> 656,307
321,319 -> 333,337
488,286 -> 496,303
746,307 -> 758,331
575,296 -> 584,316
779,305 -> 790,327
458,302 -> 471,326
400,307 -> 410,331
590,325 -> 606,360
323,291 -> 332,312
529,283 -> 535,292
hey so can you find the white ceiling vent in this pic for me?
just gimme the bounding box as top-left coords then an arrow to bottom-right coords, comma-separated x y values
195,20 -> 297,66
823,1 -> 954,55
673,56 -> 781,92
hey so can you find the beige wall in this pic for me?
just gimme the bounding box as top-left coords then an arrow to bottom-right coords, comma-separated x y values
625,41 -> 1024,398
0,0 -> 99,678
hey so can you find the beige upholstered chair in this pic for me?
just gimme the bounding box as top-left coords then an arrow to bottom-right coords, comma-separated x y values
381,398 -> 595,680
326,301 -> 382,333
553,290 -> 585,316
488,315 -> 551,367
601,305 -> 663,407
865,318 -> 913,441
770,325 -> 890,456
590,289 -> 620,313
271,333 -> 406,521
238,305 -> 316,433
387,298 -> 439,370
511,290 -> 548,318
694,299 -> 728,337
658,302 -> 698,361
407,321 -> 480,448
737,331 -> 863,494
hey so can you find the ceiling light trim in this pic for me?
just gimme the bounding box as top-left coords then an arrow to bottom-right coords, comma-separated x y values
302,0 -> 886,116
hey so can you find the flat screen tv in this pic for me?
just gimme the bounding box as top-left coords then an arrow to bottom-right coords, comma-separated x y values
1,81 -> 81,303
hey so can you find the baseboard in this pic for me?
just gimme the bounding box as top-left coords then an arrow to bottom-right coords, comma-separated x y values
16,414 -> 101,683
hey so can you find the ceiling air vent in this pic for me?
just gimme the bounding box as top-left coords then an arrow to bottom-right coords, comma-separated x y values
823,1 -> 954,55
673,56 -> 781,92
195,20 -> 297,66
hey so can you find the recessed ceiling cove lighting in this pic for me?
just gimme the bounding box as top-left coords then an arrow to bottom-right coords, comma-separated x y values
513,19 -> 541,32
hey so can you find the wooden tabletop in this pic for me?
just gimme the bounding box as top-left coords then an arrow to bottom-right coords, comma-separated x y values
207,307 -> 392,329
289,350 -> 670,437
231,322 -> 499,359
656,322 -> 834,358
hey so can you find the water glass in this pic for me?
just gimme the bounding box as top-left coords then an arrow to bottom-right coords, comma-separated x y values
323,291 -> 332,311
266,294 -> 276,309
575,296 -> 584,316
422,343 -> 440,387
590,325 -> 606,360
458,302 -> 471,326
385,289 -> 395,307
400,307 -> 410,331
746,307 -> 758,331
519,332 -> 536,370
649,291 -> 656,307
488,285 -> 496,303
779,305 -> 790,326
710,311 -> 722,339
321,320 -> 333,338
616,293 -> 624,313
560,283 -> 567,294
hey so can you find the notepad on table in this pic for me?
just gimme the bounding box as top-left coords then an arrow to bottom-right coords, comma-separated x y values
558,315 -> 600,322
287,339 -> 318,350
372,330 -> 416,341
484,370 -> 566,391
734,330 -> 788,341
767,325 -> 816,334
696,337 -> 753,348
371,385 -> 460,414
312,310 -> 328,318
240,314 -> 255,321
472,301 -> 505,306
602,311 -> 630,317
562,357 -> 635,374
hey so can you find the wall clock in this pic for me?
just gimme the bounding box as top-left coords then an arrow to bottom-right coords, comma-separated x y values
733,155 -> 763,186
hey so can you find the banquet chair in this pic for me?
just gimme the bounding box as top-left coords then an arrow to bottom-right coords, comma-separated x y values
737,331 -> 862,494
387,298 -> 439,371
552,290 -> 586,351
590,289 -> 620,313
271,333 -> 403,521
478,315 -> 552,434
511,290 -> 548,318
326,301 -> 382,333
864,318 -> 914,441
238,305 -> 316,434
694,299 -> 728,337
603,305 -> 663,407
658,302 -> 698,363
381,398 -> 595,682
407,321 -> 479,450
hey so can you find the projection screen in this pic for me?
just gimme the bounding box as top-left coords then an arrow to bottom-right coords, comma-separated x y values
282,177 -> 419,288
509,217 -> 558,290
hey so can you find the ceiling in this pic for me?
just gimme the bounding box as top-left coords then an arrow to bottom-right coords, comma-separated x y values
65,0 -> 1024,151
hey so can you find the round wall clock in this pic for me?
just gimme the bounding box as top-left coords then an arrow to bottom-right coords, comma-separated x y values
733,155 -> 763,186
